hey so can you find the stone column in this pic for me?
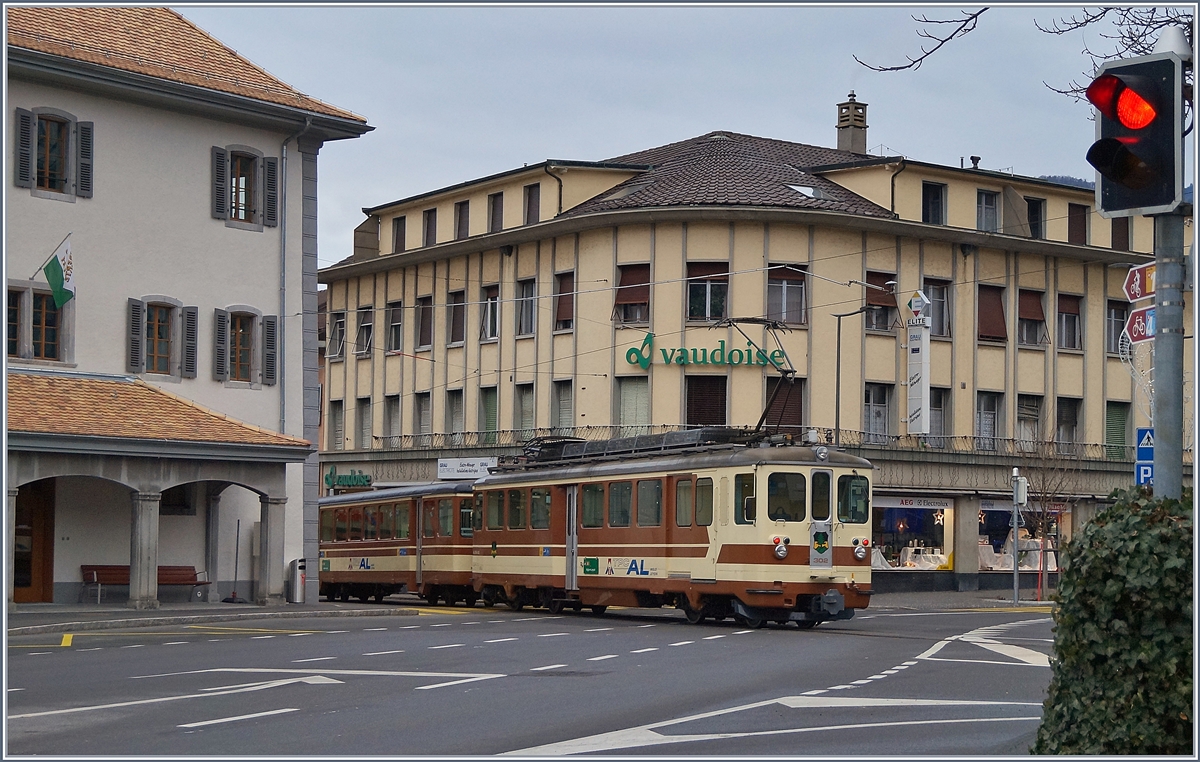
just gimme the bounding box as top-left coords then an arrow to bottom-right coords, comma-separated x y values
7,488 -> 18,609
953,495 -> 981,592
256,495 -> 288,606
129,491 -> 161,610
204,487 -> 222,602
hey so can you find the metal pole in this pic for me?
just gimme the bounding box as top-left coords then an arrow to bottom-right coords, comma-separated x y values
835,314 -> 843,448
1153,211 -> 1185,500
1012,469 -> 1020,606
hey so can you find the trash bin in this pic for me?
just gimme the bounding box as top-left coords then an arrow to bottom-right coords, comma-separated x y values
288,558 -> 306,604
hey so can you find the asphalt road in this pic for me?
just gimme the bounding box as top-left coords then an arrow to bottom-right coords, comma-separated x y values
6,599 -> 1054,756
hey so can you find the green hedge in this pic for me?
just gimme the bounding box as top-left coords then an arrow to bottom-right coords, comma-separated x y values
1034,487 -> 1193,754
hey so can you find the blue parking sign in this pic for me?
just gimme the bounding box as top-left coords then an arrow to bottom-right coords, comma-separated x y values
1136,462 -> 1154,486
1136,428 -> 1154,461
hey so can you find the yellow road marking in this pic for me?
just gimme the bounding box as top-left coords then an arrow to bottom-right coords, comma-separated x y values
184,625 -> 321,635
60,634 -> 72,647
410,607 -> 471,616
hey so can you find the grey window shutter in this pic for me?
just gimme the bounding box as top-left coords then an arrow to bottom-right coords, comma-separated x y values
126,299 -> 145,373
262,315 -> 278,385
14,108 -> 34,188
263,157 -> 278,227
211,147 -> 228,220
76,121 -> 94,198
213,308 -> 229,381
181,306 -> 198,378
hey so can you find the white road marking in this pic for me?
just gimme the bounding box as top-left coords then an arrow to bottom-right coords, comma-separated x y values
902,661 -> 918,666
27,652 -> 51,656
918,619 -> 1052,668
893,665 -> 909,670
585,628 -> 612,632
461,622 -> 481,625
207,639 -> 230,642
867,675 -> 887,679
8,688 -> 25,692
882,670 -> 898,674
488,620 -> 504,623
851,679 -> 872,685
76,648 -> 102,652
179,707 -> 299,728
630,648 -> 658,654
586,655 -> 618,661
530,664 -> 567,672
287,633 -> 312,637
829,685 -> 853,690
120,645 -> 144,649
164,642 -> 189,646
485,638 -> 518,644
732,630 -> 753,635
801,690 -> 827,695
363,628 -> 387,631
327,631 -> 348,634
397,626 -> 420,630
430,624 -> 453,628
668,641 -> 694,647
428,644 -> 464,650
538,633 -> 569,638
635,624 -> 655,628
512,618 -> 540,622
362,650 -> 404,656
702,635 -> 725,640
250,636 -> 275,640
414,676 -> 501,690
291,657 -> 336,663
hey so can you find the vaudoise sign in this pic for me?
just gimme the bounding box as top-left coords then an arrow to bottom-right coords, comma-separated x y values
625,333 -> 787,370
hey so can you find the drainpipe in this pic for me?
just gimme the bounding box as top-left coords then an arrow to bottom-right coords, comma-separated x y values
544,164 -> 564,215
279,117 -> 313,434
889,158 -> 908,218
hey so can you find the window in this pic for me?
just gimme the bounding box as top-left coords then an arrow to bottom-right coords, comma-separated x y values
230,152 -> 256,222
734,473 -> 755,524
459,498 -> 474,537
637,480 -> 662,527
1066,203 -> 1089,244
696,478 -> 714,526
530,488 -> 550,530
356,398 -> 371,449
447,291 -> 465,344
864,383 -> 890,444
480,387 -> 498,443
349,508 -> 363,541
1017,290 -> 1046,346
480,285 -> 499,340
387,301 -> 403,351
687,263 -> 727,321
396,503 -> 411,539
1057,294 -> 1081,350
767,266 -> 806,324
416,296 -> 433,349
514,383 -> 535,438
446,389 -> 464,444
675,479 -> 694,527
552,380 -> 573,434
837,475 -> 870,524
686,376 -> 726,427
354,306 -> 373,355
864,272 -> 897,330
487,192 -> 504,233
977,190 -> 999,232
144,304 -> 172,374
516,279 -> 536,335
1057,398 -> 1080,455
7,290 -> 18,357
482,492 -> 502,531
454,200 -> 469,240
32,293 -> 61,362
14,109 -> 93,199
764,377 -> 803,434
392,217 -> 406,253
922,182 -> 946,225
436,499 -> 453,536
927,388 -> 948,448
8,286 -> 74,363
555,272 -> 574,330
328,400 -> 344,451
209,146 -> 276,228
228,312 -> 254,381
1017,395 -> 1041,452
582,484 -> 604,528
421,208 -> 437,247
1026,198 -> 1045,239
384,394 -> 400,439
414,393 -> 432,446
613,264 -> 651,324
320,510 -> 335,542
608,482 -> 631,527
1111,216 -> 1130,251
616,377 -> 649,436
1107,301 -> 1129,354
523,183 -> 541,225
767,473 -> 806,522
976,392 -> 1001,451
1106,401 -> 1130,460
924,280 -> 950,337
977,285 -> 1007,342
329,311 -> 346,359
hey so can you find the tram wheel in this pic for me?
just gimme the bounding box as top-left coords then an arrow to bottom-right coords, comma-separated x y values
424,588 -> 441,606
547,599 -> 565,615
571,602 -> 583,613
337,586 -> 351,602
795,620 -> 817,630
507,598 -> 525,612
372,591 -> 385,604
464,593 -> 479,608
735,614 -> 766,629
590,605 -> 608,615
685,608 -> 706,625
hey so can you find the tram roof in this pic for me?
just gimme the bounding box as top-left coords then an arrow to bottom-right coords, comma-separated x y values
318,480 -> 476,507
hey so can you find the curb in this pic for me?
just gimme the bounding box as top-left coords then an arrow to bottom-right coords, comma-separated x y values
7,606 -> 418,636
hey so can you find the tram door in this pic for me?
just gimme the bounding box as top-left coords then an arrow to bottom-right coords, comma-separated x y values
565,486 -> 579,590
809,471 -> 833,570
415,499 -> 428,587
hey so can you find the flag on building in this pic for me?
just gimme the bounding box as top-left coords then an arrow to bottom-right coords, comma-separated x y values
43,235 -> 74,307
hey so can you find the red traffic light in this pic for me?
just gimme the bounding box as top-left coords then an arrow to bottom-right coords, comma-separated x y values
1086,73 -> 1159,129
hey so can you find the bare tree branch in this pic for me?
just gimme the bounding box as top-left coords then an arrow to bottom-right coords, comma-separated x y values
854,8 -> 989,72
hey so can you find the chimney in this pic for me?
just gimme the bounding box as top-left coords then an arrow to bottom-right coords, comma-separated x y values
970,155 -> 981,170
836,91 -> 868,154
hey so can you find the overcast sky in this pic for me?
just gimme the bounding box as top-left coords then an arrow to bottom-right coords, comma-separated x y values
176,4 -> 1164,269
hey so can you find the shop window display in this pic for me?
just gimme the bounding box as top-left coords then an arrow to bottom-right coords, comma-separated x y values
872,507 -> 947,569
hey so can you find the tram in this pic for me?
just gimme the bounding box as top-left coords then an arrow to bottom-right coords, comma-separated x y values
317,428 -> 874,627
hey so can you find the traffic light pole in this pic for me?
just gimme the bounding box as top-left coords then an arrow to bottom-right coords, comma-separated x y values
1152,209 -> 1186,500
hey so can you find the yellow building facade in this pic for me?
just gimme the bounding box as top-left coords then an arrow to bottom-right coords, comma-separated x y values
319,98 -> 1192,591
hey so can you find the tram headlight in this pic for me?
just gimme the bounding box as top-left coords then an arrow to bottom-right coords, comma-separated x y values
854,545 -> 868,561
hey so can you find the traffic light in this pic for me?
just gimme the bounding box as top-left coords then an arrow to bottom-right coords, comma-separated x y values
1085,52 -> 1183,217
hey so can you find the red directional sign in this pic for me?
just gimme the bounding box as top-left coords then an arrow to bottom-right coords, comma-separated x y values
1124,304 -> 1155,343
1122,263 -> 1156,302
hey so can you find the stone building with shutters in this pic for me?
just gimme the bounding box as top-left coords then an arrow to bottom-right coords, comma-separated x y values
319,93 -> 1191,592
6,7 -> 371,607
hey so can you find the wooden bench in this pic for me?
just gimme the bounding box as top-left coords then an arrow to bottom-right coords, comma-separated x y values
80,565 -> 210,603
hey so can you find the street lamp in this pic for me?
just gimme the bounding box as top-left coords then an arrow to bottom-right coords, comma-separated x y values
832,280 -> 896,448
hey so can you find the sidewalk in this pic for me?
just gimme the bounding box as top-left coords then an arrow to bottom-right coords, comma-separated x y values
7,589 -> 1056,636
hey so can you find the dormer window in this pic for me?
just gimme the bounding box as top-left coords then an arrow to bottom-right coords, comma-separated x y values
787,184 -> 834,200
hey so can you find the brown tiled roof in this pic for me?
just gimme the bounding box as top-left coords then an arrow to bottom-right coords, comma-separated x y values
7,371 -> 310,448
7,6 -> 365,123
563,131 -> 892,219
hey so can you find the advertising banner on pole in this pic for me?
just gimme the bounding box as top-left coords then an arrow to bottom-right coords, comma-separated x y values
906,291 -> 932,436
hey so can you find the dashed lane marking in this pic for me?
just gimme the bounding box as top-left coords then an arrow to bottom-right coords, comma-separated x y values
530,664 -> 567,672
586,655 -> 618,661
120,645 -> 144,649
8,688 -> 25,692
585,628 -> 612,632
363,650 -> 404,656
179,707 -> 300,728
291,657 -> 336,663
538,633 -> 569,638
27,653 -> 51,656
702,635 -> 725,640
630,648 -> 658,654
485,638 -> 517,644
668,641 -> 694,647
164,642 -> 189,646
250,636 -> 276,640
76,648 -> 103,652
430,624 -> 453,628
363,627 -> 387,631
428,644 -> 464,650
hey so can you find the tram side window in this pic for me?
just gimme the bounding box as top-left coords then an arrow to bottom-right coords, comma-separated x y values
811,472 -> 831,521
837,475 -> 871,524
696,478 -> 714,526
608,481 -> 632,527
335,508 -> 348,541
530,488 -> 550,529
734,473 -> 755,524
675,479 -> 693,527
438,499 -> 454,536
508,489 -> 526,529
486,491 -> 504,530
423,503 -> 436,538
582,484 -> 604,528
396,502 -> 411,539
460,499 -> 474,537
767,473 -> 807,522
472,496 -> 483,532
320,509 -> 335,542
379,505 -> 394,541
365,507 -> 379,541
349,507 -> 363,541
637,480 -> 662,527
